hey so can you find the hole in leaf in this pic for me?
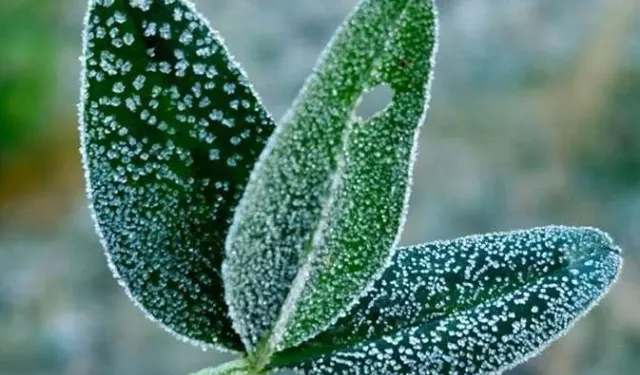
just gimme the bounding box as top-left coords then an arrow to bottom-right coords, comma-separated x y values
354,84 -> 393,121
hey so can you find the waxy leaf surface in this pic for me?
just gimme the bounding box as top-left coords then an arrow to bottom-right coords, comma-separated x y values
80,0 -> 275,350
272,226 -> 622,374
224,0 -> 438,354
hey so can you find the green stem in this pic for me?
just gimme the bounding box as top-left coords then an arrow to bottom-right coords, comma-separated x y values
190,358 -> 255,375
247,342 -> 274,375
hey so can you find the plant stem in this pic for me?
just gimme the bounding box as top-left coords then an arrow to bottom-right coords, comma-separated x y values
190,358 -> 253,375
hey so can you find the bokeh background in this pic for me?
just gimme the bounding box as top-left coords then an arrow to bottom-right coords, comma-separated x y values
1,0 -> 639,374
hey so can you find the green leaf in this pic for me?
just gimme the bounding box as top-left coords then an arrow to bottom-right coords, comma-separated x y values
79,0 -> 275,351
271,226 -> 622,374
224,0 -> 438,357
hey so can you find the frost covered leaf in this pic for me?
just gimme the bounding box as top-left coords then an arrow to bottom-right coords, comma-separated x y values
271,226 -> 622,375
79,0 -> 275,350
224,0 -> 437,355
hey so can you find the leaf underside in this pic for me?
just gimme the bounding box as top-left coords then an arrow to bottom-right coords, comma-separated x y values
224,0 -> 438,354
80,0 -> 275,351
271,226 -> 622,375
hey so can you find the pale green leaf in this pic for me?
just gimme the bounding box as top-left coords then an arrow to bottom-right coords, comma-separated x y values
223,0 -> 438,356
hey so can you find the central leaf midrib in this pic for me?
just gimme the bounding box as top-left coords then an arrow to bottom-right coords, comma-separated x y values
249,0 -> 418,369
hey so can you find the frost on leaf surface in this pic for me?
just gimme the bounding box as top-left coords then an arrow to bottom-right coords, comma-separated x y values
224,0 -> 437,353
271,226 -> 622,375
79,0 -> 275,350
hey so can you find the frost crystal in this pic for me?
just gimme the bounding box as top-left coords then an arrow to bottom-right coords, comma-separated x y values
271,226 -> 622,375
224,0 -> 438,353
79,0 -> 275,351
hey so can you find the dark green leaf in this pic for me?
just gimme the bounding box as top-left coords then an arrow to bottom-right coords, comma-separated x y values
80,0 -> 275,351
272,226 -> 622,374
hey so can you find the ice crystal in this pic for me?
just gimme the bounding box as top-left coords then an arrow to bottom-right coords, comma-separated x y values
223,0 -> 438,353
271,226 -> 622,375
79,0 -> 275,351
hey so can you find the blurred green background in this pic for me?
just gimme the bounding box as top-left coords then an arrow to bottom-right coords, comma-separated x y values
0,0 -> 638,374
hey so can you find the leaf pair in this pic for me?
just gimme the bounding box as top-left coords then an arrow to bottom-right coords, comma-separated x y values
79,0 -> 622,374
